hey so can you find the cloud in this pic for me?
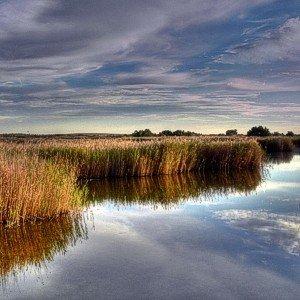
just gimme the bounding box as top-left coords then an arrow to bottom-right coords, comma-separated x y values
0,0 -> 273,81
220,17 -> 300,64
227,77 -> 300,92
0,0 -> 299,133
215,210 -> 300,256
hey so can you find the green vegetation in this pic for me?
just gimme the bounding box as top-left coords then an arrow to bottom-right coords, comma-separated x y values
226,129 -> 238,136
132,129 -> 154,137
38,139 -> 263,179
247,126 -> 271,137
159,129 -> 200,136
131,129 -> 200,137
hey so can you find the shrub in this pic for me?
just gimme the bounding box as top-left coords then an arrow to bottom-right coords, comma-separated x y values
226,129 -> 238,136
286,131 -> 294,137
132,129 -> 154,137
247,126 -> 271,137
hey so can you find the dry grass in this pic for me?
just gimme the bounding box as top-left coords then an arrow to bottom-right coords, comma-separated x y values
0,146 -> 85,225
0,137 -> 264,224
37,138 -> 263,179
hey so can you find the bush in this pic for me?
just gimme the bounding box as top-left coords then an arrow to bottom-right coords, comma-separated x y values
132,129 -> 154,137
286,131 -> 294,137
158,129 -> 198,136
159,130 -> 174,136
247,126 -> 271,137
226,129 -> 238,136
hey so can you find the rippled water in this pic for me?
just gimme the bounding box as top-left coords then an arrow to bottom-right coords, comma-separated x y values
1,153 -> 299,299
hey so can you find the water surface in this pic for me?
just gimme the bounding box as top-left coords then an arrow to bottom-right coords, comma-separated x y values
1,153 -> 299,299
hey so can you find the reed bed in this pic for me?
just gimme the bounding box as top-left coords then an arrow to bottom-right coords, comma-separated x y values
0,137 -> 264,224
0,148 -> 85,225
37,139 -> 263,179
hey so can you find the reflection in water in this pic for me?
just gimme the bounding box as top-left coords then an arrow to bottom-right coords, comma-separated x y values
0,155 -> 299,299
85,170 -> 262,207
0,170 -> 262,282
267,151 -> 294,165
0,215 -> 87,282
215,210 -> 300,256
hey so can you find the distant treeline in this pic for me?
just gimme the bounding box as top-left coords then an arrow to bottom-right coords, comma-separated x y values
132,126 -> 297,138
132,129 -> 201,137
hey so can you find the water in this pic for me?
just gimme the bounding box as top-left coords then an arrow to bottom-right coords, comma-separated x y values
1,153 -> 299,299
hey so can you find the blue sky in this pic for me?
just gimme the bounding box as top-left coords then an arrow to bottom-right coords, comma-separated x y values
0,0 -> 299,134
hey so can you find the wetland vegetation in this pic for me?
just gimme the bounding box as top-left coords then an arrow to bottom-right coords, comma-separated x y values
0,135 -> 295,225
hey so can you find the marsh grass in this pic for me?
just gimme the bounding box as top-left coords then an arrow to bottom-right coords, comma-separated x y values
0,147 -> 86,225
0,137 -> 264,224
38,139 -> 263,179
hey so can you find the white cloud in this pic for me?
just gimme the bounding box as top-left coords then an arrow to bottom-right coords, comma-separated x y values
220,17 -> 300,64
215,210 -> 300,256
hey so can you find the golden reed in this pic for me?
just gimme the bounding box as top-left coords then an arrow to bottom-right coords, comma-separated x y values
0,138 -> 264,224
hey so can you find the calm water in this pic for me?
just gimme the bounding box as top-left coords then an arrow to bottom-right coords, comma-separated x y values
1,153 -> 299,299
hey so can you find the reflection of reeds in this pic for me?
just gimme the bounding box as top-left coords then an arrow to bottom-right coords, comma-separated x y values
0,215 -> 87,282
85,170 -> 262,207
258,137 -> 294,153
266,151 -> 294,165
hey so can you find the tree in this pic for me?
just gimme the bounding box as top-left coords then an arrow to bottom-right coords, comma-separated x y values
286,131 -> 294,137
132,129 -> 154,137
159,130 -> 174,136
273,131 -> 281,136
247,126 -> 271,137
226,129 -> 238,136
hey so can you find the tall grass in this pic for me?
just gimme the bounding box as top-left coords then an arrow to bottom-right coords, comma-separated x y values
38,139 -> 263,179
0,138 -> 264,224
0,150 -> 85,225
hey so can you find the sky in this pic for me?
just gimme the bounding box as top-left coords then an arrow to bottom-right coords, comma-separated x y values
0,0 -> 299,134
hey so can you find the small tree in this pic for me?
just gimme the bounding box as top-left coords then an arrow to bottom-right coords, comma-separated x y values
286,131 -> 294,137
226,129 -> 238,136
247,126 -> 271,137
159,130 -> 174,136
132,129 -> 154,137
